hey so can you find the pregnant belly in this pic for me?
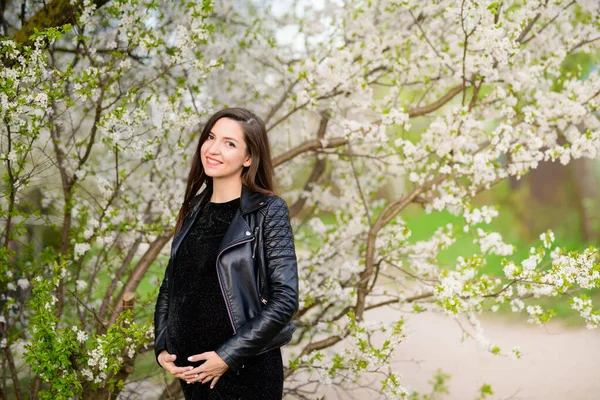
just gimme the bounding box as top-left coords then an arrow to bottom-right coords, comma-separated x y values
166,294 -> 234,367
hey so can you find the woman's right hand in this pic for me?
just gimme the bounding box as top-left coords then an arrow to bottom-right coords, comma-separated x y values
158,350 -> 194,379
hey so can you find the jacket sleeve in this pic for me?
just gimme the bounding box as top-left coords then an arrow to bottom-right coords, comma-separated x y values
153,256 -> 171,367
215,196 -> 299,371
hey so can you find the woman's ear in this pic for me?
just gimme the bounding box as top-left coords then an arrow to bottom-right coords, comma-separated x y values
243,155 -> 252,168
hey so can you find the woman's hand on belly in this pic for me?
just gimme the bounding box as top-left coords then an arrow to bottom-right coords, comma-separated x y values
157,351 -> 194,379
183,351 -> 229,388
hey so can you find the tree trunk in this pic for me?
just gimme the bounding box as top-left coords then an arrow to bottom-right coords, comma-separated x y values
12,0 -> 113,46
570,158 -> 597,242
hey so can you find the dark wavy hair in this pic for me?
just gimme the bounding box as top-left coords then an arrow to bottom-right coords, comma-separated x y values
174,108 -> 277,235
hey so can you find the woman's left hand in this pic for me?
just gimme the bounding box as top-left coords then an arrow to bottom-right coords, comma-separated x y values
182,351 -> 229,388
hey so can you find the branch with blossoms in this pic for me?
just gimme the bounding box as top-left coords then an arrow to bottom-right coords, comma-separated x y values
2,0 -> 600,399
2,0 -> 219,398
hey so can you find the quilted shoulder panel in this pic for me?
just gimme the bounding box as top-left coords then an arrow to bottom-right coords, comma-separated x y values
263,196 -> 296,259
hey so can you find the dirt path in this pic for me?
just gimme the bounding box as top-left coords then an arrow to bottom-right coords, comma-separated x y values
283,308 -> 600,399
123,308 -> 600,399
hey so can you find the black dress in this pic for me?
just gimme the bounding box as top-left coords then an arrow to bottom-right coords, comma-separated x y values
166,197 -> 284,400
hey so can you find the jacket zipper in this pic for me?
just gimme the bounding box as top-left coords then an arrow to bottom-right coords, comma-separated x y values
215,236 -> 255,334
252,226 -> 259,259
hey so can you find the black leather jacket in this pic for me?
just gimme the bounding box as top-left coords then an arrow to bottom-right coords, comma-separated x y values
153,185 -> 299,372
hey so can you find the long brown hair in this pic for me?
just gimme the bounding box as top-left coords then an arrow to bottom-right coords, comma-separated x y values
174,108 -> 277,235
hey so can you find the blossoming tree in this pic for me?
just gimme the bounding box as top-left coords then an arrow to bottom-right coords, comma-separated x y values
2,0 -> 600,398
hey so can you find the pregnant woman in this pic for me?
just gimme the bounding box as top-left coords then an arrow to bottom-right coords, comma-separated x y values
153,107 -> 299,399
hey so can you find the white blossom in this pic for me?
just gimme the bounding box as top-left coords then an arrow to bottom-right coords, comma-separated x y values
74,243 -> 91,260
16,279 -> 29,290
76,280 -> 88,291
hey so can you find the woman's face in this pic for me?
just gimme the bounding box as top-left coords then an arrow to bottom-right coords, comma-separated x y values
201,118 -> 252,181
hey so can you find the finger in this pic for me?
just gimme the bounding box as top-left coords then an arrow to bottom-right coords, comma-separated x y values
172,365 -> 194,374
185,372 -> 205,384
176,372 -> 191,380
159,353 -> 175,368
169,365 -> 193,377
175,372 -> 191,380
201,374 -> 213,384
161,353 -> 177,365
174,369 -> 191,380
210,375 -> 220,389
187,352 -> 209,363
182,365 -> 205,378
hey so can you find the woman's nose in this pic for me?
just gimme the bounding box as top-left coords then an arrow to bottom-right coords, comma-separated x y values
208,141 -> 220,154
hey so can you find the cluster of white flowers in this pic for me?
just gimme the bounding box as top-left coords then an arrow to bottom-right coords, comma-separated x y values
87,340 -> 108,370
72,326 -> 89,344
17,278 -> 29,290
571,297 -> 600,329
73,243 -> 91,261
534,247 -> 599,296
381,372 -> 411,400
44,295 -> 58,312
96,177 -> 113,200
525,305 -> 545,325
474,229 -> 514,256
540,231 -> 555,249
78,0 -> 97,26
308,217 -> 328,237
381,109 -> 411,129
82,217 -> 99,240
82,338 -> 116,384
510,298 -> 525,313
75,280 -> 88,292
4,150 -> 17,163
463,206 -> 498,227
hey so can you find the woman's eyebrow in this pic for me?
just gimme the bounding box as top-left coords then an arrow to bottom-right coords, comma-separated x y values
209,131 -> 239,143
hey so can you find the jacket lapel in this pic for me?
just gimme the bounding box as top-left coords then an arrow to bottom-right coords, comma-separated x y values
217,209 -> 254,255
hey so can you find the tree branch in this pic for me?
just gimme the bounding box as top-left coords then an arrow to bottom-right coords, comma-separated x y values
569,35 -> 600,53
355,174 -> 449,320
288,113 -> 329,218
521,1 -> 575,45
516,11 -> 542,44
365,292 -> 435,310
264,78 -> 300,126
108,233 -> 173,325
273,137 -> 347,167
299,334 -> 345,357
347,141 -> 372,226
407,84 -> 464,118
12,0 -> 113,46
272,84 -> 464,167
409,9 -> 456,74
77,84 -> 105,169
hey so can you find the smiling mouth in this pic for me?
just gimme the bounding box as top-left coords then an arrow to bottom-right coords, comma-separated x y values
206,157 -> 223,166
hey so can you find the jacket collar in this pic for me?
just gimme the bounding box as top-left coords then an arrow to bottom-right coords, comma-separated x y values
216,185 -> 268,255
240,184 -> 268,215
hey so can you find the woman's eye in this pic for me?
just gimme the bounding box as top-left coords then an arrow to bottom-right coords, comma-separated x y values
227,142 -> 236,147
